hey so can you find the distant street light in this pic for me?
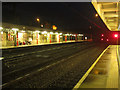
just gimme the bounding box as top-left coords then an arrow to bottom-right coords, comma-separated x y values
52,25 -> 57,30
41,24 -> 43,27
95,14 -> 98,17
37,18 -> 40,22
89,26 -> 92,29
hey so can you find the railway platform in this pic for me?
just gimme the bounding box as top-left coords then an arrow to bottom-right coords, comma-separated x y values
73,45 -> 119,89
0,40 -> 85,49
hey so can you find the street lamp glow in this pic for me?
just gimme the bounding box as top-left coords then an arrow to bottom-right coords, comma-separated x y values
95,14 -> 98,17
37,18 -> 40,22
41,24 -> 43,27
53,25 -> 57,30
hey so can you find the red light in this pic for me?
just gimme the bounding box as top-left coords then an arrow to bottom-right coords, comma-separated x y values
114,34 -> 118,38
101,38 -> 103,41
101,34 -> 104,37
107,39 -> 109,41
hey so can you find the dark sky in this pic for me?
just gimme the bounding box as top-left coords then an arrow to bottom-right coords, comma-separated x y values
2,2 -> 109,35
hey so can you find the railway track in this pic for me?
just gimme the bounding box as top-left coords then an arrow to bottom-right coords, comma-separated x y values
1,42 -> 108,88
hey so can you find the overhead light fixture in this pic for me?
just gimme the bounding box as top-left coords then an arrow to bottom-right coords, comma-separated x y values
55,32 -> 58,34
59,33 -> 62,35
0,27 -> 3,30
35,30 -> 40,33
50,32 -> 53,34
21,30 -> 25,33
1,31 -> 3,34
12,28 -> 19,31
42,31 -> 47,34
12,28 -> 19,34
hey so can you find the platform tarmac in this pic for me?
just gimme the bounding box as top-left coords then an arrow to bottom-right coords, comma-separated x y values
73,45 -> 119,89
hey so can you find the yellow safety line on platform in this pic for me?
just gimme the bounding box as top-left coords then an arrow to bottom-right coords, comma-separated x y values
117,45 -> 120,89
73,45 -> 111,89
117,45 -> 120,69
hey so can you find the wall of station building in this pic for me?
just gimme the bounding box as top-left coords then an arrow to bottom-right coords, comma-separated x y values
0,26 -> 91,47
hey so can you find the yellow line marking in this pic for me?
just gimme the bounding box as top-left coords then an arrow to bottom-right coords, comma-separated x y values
117,45 -> 120,67
73,45 -> 111,89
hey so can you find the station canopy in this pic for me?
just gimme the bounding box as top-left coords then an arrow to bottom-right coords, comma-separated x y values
92,0 -> 120,31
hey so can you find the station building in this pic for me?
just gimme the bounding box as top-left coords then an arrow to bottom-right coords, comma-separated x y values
0,23 -> 91,47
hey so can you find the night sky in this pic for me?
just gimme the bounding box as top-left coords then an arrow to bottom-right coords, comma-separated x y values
2,2 -> 109,36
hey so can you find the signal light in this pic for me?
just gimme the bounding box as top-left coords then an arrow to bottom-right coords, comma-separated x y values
101,38 -> 103,41
106,39 -> 109,41
101,34 -> 104,37
114,34 -> 118,38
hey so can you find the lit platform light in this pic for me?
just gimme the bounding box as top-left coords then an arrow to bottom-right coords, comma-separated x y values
66,33 -> 70,36
55,32 -> 58,34
41,31 -> 47,34
59,33 -> 62,35
21,30 -> 25,33
50,32 -> 53,34
35,30 -> 40,33
0,27 -> 3,30
12,28 -> 19,33
0,27 -> 3,34
78,34 -> 83,36
12,28 -> 19,31
85,37 -> 87,40
1,31 -> 3,34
